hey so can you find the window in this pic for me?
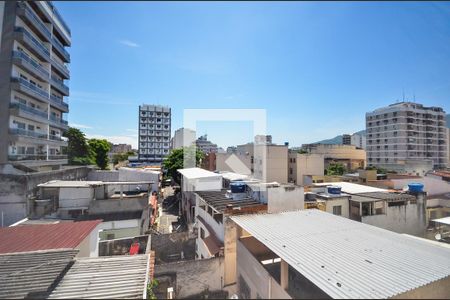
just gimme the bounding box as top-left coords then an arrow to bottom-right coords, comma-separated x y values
333,206 -> 342,216
28,124 -> 34,131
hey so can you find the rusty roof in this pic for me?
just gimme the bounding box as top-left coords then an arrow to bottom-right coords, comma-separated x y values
0,220 -> 102,254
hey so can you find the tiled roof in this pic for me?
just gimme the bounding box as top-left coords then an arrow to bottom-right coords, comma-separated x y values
0,220 -> 102,254
49,254 -> 149,299
0,249 -> 78,299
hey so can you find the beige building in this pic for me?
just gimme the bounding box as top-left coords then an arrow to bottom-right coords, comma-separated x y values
254,144 -> 288,184
301,144 -> 366,171
288,152 -> 324,185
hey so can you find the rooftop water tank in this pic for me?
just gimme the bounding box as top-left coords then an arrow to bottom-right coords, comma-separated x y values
327,186 -> 342,195
230,182 -> 246,193
408,183 -> 424,193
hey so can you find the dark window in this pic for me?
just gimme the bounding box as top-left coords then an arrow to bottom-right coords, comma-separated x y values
200,228 -> 205,239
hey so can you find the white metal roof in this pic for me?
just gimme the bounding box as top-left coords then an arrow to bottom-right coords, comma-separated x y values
432,216 -> 450,226
49,254 -> 149,299
177,167 -> 222,179
314,182 -> 387,194
220,171 -> 249,181
37,180 -> 154,188
231,209 -> 450,299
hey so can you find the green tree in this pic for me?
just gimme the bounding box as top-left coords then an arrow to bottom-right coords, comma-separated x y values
163,147 -> 204,183
88,139 -> 111,170
325,162 -> 347,176
112,151 -> 135,165
63,127 -> 93,165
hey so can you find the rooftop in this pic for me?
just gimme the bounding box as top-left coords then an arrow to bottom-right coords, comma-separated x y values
0,249 -> 78,299
219,171 -> 250,181
0,220 -> 102,254
314,182 -> 387,194
48,254 -> 149,299
37,180 -> 154,188
231,209 -> 450,299
178,167 -> 222,179
433,216 -> 450,226
353,191 -> 416,202
196,190 -> 263,213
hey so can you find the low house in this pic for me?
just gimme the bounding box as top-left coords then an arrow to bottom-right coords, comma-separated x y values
0,220 -> 102,257
178,168 -> 223,224
229,209 -> 450,299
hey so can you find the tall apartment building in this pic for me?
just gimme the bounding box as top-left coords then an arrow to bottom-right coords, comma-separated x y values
138,104 -> 171,165
342,134 -> 351,145
351,132 -> 366,149
0,1 -> 71,170
172,127 -> 196,150
366,102 -> 448,173
196,134 -> 218,154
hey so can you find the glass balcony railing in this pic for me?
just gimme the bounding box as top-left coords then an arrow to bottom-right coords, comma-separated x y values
50,114 -> 69,126
9,128 -> 47,139
51,57 -> 70,76
49,134 -> 64,141
18,2 -> 51,40
52,37 -> 70,61
51,76 -> 69,94
12,77 -> 49,99
50,94 -> 69,109
12,50 -> 49,79
53,6 -> 71,36
8,154 -> 67,161
10,102 -> 48,119
14,26 -> 50,57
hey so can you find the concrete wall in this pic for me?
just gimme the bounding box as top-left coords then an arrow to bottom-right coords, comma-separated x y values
254,145 -> 288,184
76,224 -> 100,258
88,168 -> 160,193
154,257 -> 225,299
87,170 -> 119,181
289,153 -> 324,185
324,197 -> 350,219
268,186 -> 305,213
216,152 -> 252,175
59,187 -> 92,208
0,166 -> 91,226
98,219 -> 140,241
392,176 -> 450,196
150,231 -> 196,264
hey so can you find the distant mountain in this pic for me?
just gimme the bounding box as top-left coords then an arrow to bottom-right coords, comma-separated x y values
312,114 -> 449,145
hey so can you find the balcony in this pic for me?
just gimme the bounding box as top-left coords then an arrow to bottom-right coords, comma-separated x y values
16,2 -> 51,42
49,115 -> 69,129
14,26 -> 50,62
51,36 -> 70,63
50,76 -> 69,95
11,77 -> 49,102
9,128 -> 47,139
49,134 -> 64,141
49,94 -> 69,112
51,57 -> 70,79
9,102 -> 48,121
12,50 -> 49,82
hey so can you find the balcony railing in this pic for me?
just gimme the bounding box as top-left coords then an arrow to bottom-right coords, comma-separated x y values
14,26 -> 50,57
53,6 -> 71,36
12,50 -> 49,79
10,102 -> 48,119
9,128 -> 47,139
50,94 -> 69,109
51,76 -> 69,95
50,114 -> 69,126
12,77 -> 49,100
49,134 -> 64,141
17,2 -> 51,40
52,37 -> 70,62
8,154 -> 67,161
51,57 -> 70,77
48,155 -> 68,160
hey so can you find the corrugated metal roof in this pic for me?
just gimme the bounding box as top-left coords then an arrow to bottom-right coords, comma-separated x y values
48,254 -> 149,299
177,167 -> 222,179
0,220 -> 102,254
37,180 -> 154,188
196,190 -> 262,212
231,209 -> 450,299
0,249 -> 78,299
314,182 -> 387,194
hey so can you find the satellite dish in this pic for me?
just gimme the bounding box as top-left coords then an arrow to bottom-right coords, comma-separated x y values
435,233 -> 442,240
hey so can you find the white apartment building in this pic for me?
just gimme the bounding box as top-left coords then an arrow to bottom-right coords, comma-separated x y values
0,1 -> 71,170
138,104 -> 171,165
351,132 -> 366,149
172,127 -> 196,150
366,102 -> 448,173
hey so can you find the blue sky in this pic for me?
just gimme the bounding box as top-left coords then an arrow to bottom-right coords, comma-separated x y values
55,1 -> 450,149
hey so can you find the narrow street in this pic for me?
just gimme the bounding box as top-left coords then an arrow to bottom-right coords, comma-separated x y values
157,186 -> 180,234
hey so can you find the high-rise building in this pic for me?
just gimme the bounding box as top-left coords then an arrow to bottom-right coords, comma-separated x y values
366,102 -> 448,172
138,104 -> 171,165
172,127 -> 196,150
196,134 -> 218,154
0,1 -> 71,170
351,132 -> 366,149
342,134 -> 351,145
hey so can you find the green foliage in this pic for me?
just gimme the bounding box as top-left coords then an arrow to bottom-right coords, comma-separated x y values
325,162 -> 347,176
147,279 -> 159,299
63,127 -> 92,165
163,147 -> 204,183
297,149 -> 308,154
112,151 -> 135,165
88,139 -> 111,170
365,166 -> 389,174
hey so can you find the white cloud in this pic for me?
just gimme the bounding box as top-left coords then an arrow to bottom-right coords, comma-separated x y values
86,134 -> 138,149
70,123 -> 93,129
119,39 -> 140,48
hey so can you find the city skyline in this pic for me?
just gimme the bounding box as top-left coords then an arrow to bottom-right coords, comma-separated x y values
55,1 -> 450,149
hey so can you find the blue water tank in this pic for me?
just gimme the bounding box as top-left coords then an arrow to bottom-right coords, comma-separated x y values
328,186 -> 342,195
408,183 -> 424,193
230,182 -> 246,193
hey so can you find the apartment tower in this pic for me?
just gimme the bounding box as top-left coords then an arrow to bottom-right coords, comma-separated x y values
0,1 -> 71,170
366,102 -> 448,172
138,104 -> 171,165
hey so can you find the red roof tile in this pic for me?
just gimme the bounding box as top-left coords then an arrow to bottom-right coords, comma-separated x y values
0,220 -> 102,254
